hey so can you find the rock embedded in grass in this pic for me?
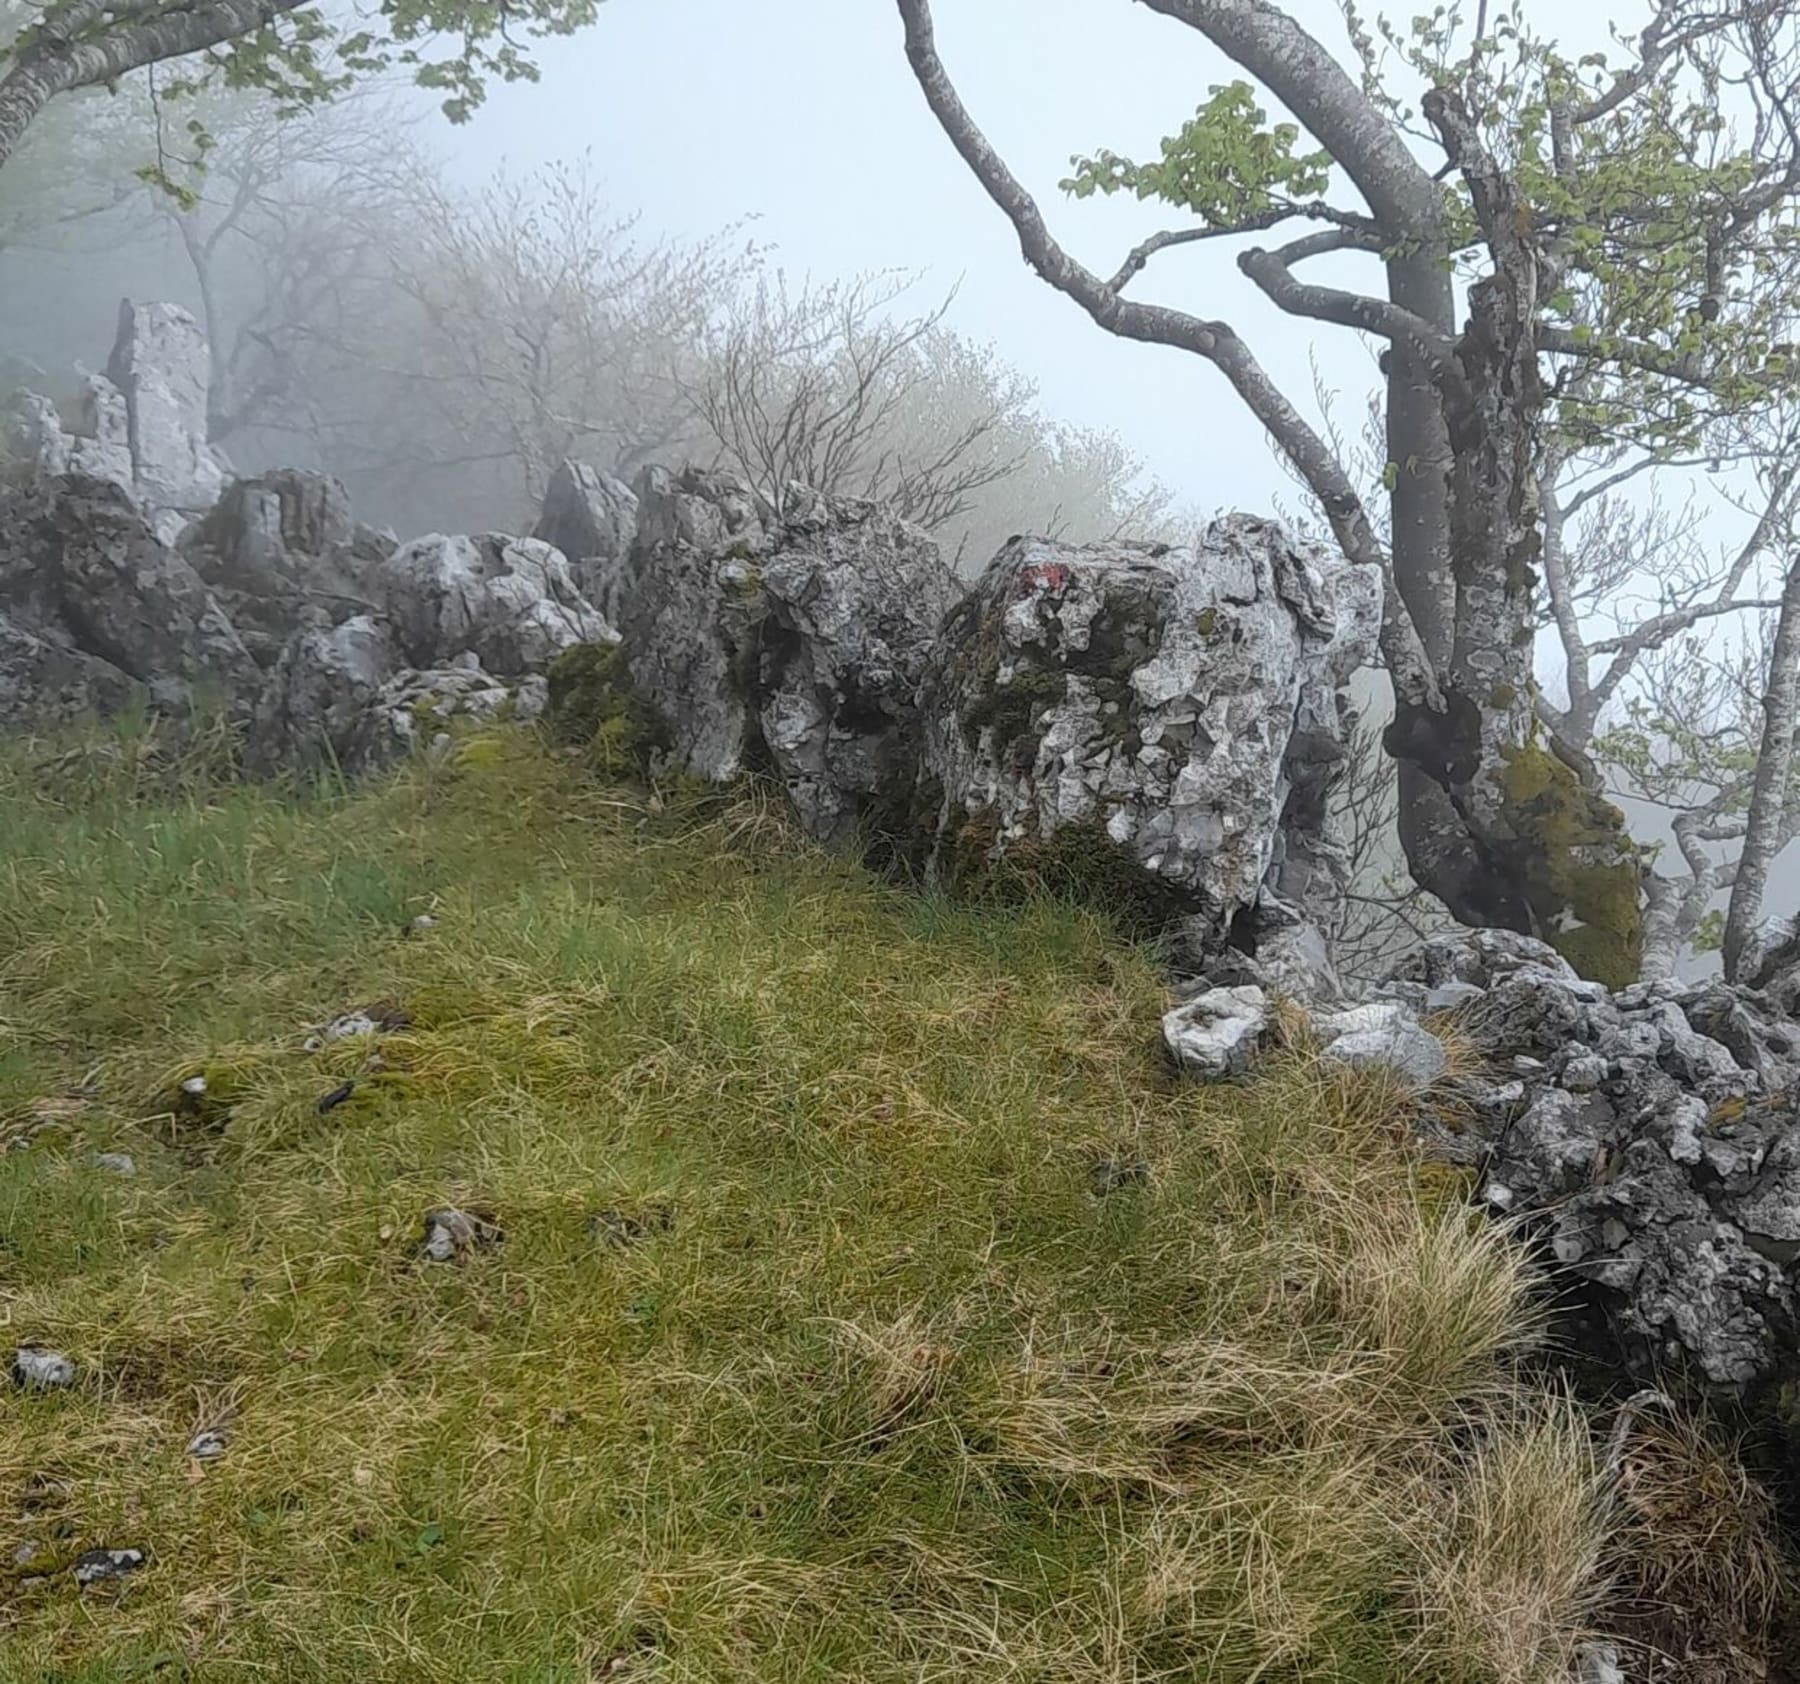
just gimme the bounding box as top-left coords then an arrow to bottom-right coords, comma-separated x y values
10,1347 -> 75,1391
73,1547 -> 144,1588
1313,1000 -> 1448,1090
1162,984 -> 1271,1078
91,1152 -> 135,1176
420,1207 -> 502,1262
187,1427 -> 230,1460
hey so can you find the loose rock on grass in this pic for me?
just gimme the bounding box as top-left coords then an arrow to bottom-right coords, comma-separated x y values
10,1347 -> 75,1391
73,1548 -> 144,1588
420,1207 -> 502,1262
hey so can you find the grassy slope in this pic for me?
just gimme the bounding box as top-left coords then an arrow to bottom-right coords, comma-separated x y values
0,726 -> 1603,1683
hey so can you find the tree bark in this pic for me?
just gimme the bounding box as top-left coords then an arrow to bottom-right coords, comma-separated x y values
1722,553 -> 1800,981
0,0 -> 304,174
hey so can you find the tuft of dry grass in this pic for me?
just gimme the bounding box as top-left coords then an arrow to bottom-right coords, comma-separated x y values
0,720 -> 1623,1682
1602,1397 -> 1795,1682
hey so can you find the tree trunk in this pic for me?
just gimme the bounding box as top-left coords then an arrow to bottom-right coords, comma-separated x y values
1386,89 -> 1644,985
1722,554 -> 1800,980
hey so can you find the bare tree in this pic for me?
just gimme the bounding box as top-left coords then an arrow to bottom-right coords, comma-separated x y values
894,0 -> 1800,986
685,272 -> 1031,534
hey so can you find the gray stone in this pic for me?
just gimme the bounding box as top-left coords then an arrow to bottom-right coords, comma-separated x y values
613,468 -> 958,845
0,609 -> 141,730
371,532 -> 614,676
340,658 -> 547,775
20,475 -> 254,706
93,1153 -> 136,1177
105,300 -> 227,517
532,459 -> 637,619
11,1347 -> 76,1390
756,489 -> 959,844
1391,925 -> 1800,1399
246,613 -> 402,775
1575,1641 -> 1625,1684
921,517 -> 1379,950
1310,997 -> 1450,1092
1162,985 -> 1271,1078
74,1547 -> 144,1587
421,1207 -> 500,1262
187,1427 -> 229,1460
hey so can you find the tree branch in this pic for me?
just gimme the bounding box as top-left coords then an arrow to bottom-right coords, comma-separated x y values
1106,203 -> 1376,292
0,0 -> 306,171
894,0 -> 1441,708
1236,235 -> 1472,415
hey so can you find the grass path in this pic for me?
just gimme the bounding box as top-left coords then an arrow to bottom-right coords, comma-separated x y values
0,727 -> 1602,1681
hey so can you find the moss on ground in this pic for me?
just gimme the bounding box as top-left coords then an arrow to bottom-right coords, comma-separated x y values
0,722 -> 1605,1682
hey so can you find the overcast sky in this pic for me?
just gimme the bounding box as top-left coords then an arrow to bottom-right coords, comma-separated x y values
450,0 -> 1398,516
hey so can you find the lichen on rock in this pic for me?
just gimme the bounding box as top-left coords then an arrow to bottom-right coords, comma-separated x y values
921,518 -> 1381,954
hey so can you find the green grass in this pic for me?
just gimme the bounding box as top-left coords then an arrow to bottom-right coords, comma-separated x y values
0,723 -> 1605,1682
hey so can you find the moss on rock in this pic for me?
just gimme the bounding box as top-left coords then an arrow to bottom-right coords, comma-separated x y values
542,642 -> 671,775
959,665 -> 1067,757
1499,741 -> 1643,989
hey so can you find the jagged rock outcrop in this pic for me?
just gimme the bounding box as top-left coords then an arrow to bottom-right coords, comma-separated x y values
104,301 -> 229,526
921,519 -> 1380,949
7,302 -> 228,543
370,532 -> 614,678
0,475 -> 255,714
607,467 -> 959,845
185,471 -> 395,666
248,616 -> 550,776
532,459 -> 637,622
0,610 -> 142,729
1364,928 -> 1800,1400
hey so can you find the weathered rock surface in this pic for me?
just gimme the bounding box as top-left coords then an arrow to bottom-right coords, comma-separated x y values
11,1346 -> 76,1390
532,458 -> 637,621
1313,1000 -> 1446,1089
1373,928 -> 1800,1400
371,532 -> 614,677
921,519 -> 1380,951
185,471 -> 392,666
343,656 -> 549,773
0,610 -> 141,729
0,475 -> 254,713
1162,984 -> 1271,1078
246,613 -> 402,775
610,467 -> 959,844
104,300 -> 229,528
248,616 -> 547,776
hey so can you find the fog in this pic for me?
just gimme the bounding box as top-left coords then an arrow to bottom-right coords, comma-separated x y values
1,0 -> 1794,955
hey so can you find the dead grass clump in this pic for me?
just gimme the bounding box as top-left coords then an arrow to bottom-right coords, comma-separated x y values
1602,1398 -> 1794,1682
1407,1396 -> 1608,1684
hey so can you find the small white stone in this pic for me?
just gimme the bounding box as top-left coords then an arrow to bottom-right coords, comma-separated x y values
12,1347 -> 76,1390
187,1428 -> 229,1460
